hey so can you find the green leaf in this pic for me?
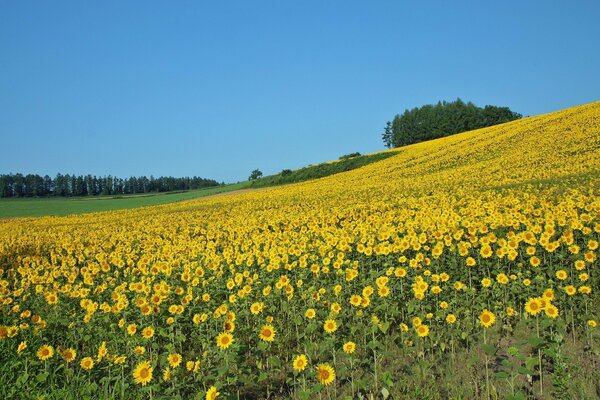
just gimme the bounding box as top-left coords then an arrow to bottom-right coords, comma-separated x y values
268,356 -> 281,367
517,367 -> 533,376
525,357 -> 538,371
378,322 -> 390,334
527,336 -> 544,349
36,372 -> 49,383
482,343 -> 496,356
297,391 -> 311,400
495,371 -> 510,379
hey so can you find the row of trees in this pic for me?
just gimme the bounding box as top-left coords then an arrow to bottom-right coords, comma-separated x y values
0,173 -> 220,198
382,99 -> 522,148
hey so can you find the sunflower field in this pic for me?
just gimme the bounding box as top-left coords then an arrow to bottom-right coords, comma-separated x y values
1,102 -> 599,399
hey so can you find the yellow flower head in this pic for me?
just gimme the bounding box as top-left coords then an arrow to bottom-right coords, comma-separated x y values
315,363 -> 336,385
342,341 -> 356,354
133,361 -> 153,386
216,332 -> 234,350
479,310 -> 496,328
292,354 -> 308,372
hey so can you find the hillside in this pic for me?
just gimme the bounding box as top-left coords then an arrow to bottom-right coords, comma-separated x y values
0,101 -> 599,399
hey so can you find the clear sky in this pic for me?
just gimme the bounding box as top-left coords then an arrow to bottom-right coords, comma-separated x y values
1,1 -> 599,183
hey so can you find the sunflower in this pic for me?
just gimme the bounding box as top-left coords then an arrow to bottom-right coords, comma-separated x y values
61,347 -> 77,363
292,354 -> 308,372
127,324 -> 137,335
416,324 -> 430,337
37,345 -> 54,361
133,361 -> 153,386
555,270 -> 568,280
305,308 -> 316,319
223,320 -> 235,333
524,298 -> 542,315
167,353 -> 182,368
141,327 -> 155,339
564,286 -> 577,296
162,367 -> 172,382
349,295 -> 362,307
250,302 -> 263,315
479,310 -> 496,328
323,319 -> 338,333
97,341 -> 107,362
216,332 -> 234,350
530,256 -> 541,267
378,286 -> 390,297
316,363 -> 336,385
80,356 -> 94,370
206,386 -> 219,400
343,341 -> 356,354
446,314 -> 457,324
544,304 -> 559,318
259,324 -> 276,342
12,340 -> 26,356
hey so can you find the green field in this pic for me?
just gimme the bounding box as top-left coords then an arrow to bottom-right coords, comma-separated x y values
1,151 -> 399,218
0,182 -> 250,218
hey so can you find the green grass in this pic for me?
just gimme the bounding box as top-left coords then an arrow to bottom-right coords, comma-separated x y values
248,150 -> 399,188
0,150 -> 400,218
0,182 -> 250,218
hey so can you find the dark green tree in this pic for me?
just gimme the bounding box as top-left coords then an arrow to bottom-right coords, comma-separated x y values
388,99 -> 522,148
249,169 -> 263,181
382,121 -> 393,148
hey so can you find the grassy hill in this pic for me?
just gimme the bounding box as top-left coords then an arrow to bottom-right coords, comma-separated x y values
0,151 -> 399,218
0,101 -> 598,399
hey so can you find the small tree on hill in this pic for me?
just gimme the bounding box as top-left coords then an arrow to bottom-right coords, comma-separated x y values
249,169 -> 263,181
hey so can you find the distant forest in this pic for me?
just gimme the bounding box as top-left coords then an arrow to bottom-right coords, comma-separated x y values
382,99 -> 522,148
0,173 -> 221,198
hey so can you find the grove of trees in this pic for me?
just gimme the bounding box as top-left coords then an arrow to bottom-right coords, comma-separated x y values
383,99 -> 522,148
0,173 -> 220,198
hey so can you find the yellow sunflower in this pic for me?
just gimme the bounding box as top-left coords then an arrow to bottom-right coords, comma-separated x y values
315,363 -> 336,385
292,354 -> 308,372
61,347 -> 77,363
167,353 -> 182,368
525,298 -> 542,315
416,324 -> 430,337
17,341 -> 27,354
37,345 -> 54,361
479,310 -> 496,328
323,319 -> 338,333
141,326 -> 155,339
80,356 -> 94,370
206,386 -> 219,400
216,332 -> 234,350
342,341 -> 356,354
259,324 -> 276,342
132,361 -> 153,386
544,304 -> 559,319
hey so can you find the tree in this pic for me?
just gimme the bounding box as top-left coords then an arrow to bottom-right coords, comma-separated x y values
382,121 -> 393,148
249,169 -> 263,181
387,99 -> 522,148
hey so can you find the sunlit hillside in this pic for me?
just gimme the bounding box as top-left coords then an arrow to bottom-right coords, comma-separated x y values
1,101 -> 599,399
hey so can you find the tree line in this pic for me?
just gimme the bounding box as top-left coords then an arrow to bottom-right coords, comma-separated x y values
382,98 -> 522,148
0,173 -> 221,198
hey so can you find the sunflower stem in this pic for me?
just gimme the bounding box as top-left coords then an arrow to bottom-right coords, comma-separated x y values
483,328 -> 490,400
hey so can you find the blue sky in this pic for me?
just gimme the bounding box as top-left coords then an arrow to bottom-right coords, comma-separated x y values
1,1 -> 599,183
